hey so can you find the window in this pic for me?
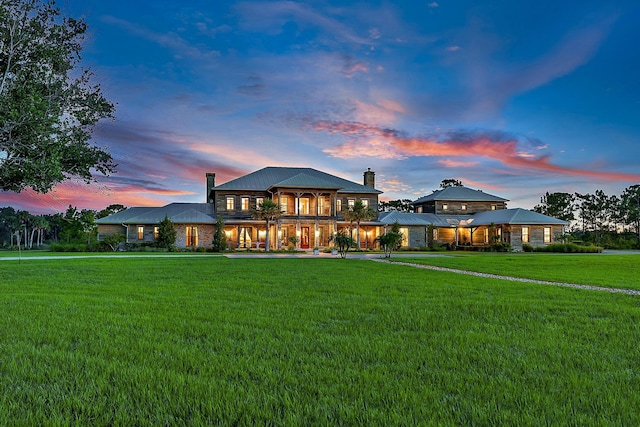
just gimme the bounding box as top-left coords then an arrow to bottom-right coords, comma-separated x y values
226,196 -> 234,210
442,203 -> 448,210
399,227 -> 409,247
484,228 -> 489,244
462,204 -> 467,211
348,199 -> 355,208
295,197 -> 310,215
317,197 -> 325,215
153,227 -> 159,239
544,227 -> 551,243
186,227 -> 198,246
496,228 -> 502,242
362,199 -> 369,208
241,197 -> 249,211
416,206 -> 423,213
336,199 -> 342,213
432,228 -> 438,241
256,197 -> 264,208
137,226 -> 144,240
522,227 -> 530,243
280,196 -> 288,213
491,205 -> 497,210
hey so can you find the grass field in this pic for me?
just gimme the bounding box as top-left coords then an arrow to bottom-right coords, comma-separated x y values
1,256 -> 639,425
392,252 -> 640,290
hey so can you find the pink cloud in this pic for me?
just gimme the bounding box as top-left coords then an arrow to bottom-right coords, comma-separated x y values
438,159 -> 479,168
316,121 -> 640,182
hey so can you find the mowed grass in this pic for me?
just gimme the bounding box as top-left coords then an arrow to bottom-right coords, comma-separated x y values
394,252 -> 640,290
1,257 -> 639,425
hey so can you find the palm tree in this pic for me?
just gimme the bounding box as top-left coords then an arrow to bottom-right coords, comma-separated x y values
342,200 -> 376,249
251,198 -> 283,252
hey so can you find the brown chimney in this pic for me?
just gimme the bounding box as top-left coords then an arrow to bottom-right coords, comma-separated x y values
206,173 -> 215,203
363,168 -> 375,189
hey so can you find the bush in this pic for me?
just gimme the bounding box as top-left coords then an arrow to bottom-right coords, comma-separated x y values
522,244 -> 534,252
535,243 -> 602,253
491,242 -> 512,252
50,243 -> 88,252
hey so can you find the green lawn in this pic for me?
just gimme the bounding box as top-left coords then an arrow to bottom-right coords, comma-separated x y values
393,252 -> 640,290
1,257 -> 639,425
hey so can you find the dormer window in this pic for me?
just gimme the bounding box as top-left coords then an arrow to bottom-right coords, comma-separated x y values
442,203 -> 448,210
461,204 -> 467,211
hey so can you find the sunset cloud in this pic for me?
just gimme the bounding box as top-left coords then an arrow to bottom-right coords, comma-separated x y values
316,121 -> 640,182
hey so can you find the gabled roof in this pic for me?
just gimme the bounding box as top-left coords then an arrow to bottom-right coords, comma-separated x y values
96,203 -> 215,225
378,211 -> 468,227
95,207 -> 159,225
468,208 -> 568,226
378,208 -> 566,227
412,186 -> 508,204
213,167 -> 382,194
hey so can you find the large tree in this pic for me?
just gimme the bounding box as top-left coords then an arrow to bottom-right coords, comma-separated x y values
251,198 -> 283,252
0,0 -> 115,193
533,192 -> 575,223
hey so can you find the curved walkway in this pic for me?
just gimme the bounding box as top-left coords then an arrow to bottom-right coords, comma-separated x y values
371,259 -> 640,296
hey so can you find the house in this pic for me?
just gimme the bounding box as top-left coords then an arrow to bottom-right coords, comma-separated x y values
208,167 -> 382,250
97,167 -> 566,251
379,186 -> 567,251
97,167 -> 383,250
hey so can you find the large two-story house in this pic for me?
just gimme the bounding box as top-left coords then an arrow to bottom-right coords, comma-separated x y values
97,167 -> 383,250
97,166 -> 566,251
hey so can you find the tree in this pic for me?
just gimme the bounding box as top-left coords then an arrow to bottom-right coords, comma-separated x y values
102,233 -> 125,252
342,199 -> 376,249
156,215 -> 176,250
250,198 -> 283,252
329,230 -> 355,258
533,192 -> 575,223
377,221 -> 403,258
97,204 -> 126,219
440,179 -> 463,188
621,185 -> 640,241
378,199 -> 414,212
211,215 -> 227,252
0,0 -> 116,193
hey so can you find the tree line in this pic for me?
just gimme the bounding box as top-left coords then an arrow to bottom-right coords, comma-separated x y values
534,185 -> 640,248
0,204 -> 125,249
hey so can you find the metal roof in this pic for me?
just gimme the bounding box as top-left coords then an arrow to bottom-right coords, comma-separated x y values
97,203 -> 215,225
379,208 -> 566,227
95,207 -> 159,225
412,186 -> 508,204
213,167 -> 382,194
468,208 -> 568,226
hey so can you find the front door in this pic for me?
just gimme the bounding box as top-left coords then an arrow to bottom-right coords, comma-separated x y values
301,227 -> 310,249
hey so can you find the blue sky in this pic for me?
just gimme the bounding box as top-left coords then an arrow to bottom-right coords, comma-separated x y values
5,0 -> 640,213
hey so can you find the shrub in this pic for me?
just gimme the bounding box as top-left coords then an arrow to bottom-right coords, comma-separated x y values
535,243 -> 602,253
522,243 -> 534,252
491,242 -> 512,252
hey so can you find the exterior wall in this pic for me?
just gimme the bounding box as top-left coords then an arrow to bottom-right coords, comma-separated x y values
416,201 -> 507,214
509,224 -> 564,251
127,225 -> 156,243
97,224 -> 126,240
175,224 -> 214,248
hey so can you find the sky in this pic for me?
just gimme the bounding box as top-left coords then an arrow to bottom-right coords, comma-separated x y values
3,0 -> 640,214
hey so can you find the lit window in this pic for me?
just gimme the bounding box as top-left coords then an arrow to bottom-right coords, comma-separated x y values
280,196 -> 288,213
336,199 -> 342,212
348,199 -> 355,208
442,204 -> 448,210
462,204 -> 467,211
153,227 -> 159,239
241,197 -> 249,210
226,196 -> 234,210
186,227 -> 198,246
416,206 -> 423,213
544,227 -> 551,243
362,199 -> 369,208
399,227 -> 409,247
484,228 -> 489,243
317,197 -> 325,215
522,227 -> 530,243
433,228 -> 438,240
256,197 -> 264,207
295,197 -> 310,215
137,226 -> 144,240
491,205 -> 497,210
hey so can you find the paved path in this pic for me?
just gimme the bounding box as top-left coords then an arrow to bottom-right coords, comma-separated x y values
371,259 -> 640,296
